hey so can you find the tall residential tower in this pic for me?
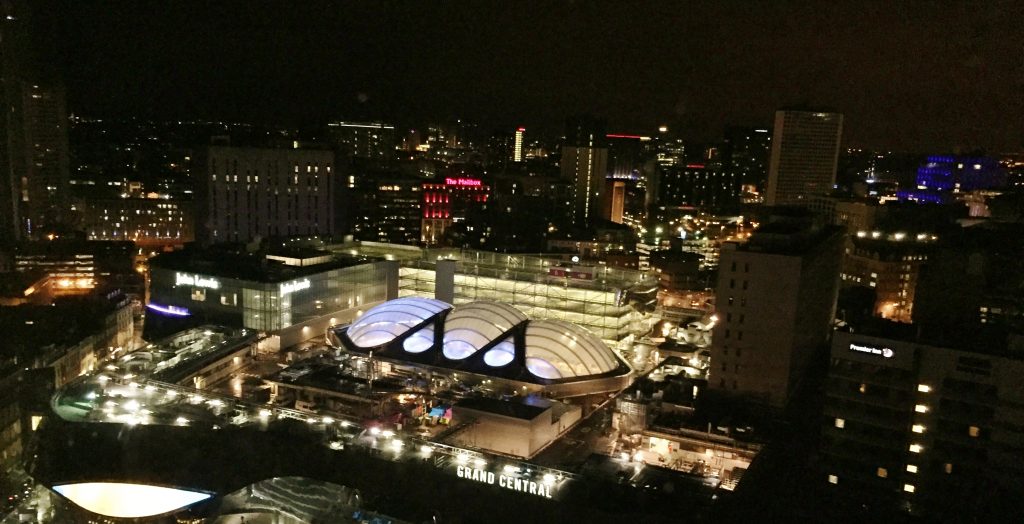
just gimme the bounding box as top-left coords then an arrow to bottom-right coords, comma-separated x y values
561,116 -> 608,227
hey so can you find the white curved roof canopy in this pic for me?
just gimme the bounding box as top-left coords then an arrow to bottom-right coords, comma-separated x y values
442,302 -> 527,360
346,297 -> 451,348
524,320 -> 619,379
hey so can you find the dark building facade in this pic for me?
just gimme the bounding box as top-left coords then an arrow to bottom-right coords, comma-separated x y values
766,109 -> 843,206
647,164 -> 741,213
0,1 -> 69,241
195,146 -> 335,243
709,218 -> 844,408
327,121 -> 396,162
81,197 -> 193,248
561,116 -> 608,227
721,126 -> 770,194
823,328 -> 1024,520
351,173 -> 423,245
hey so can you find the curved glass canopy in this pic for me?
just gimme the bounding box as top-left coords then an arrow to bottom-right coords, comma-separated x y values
338,298 -> 625,382
524,320 -> 619,379
442,302 -> 526,360
346,297 -> 451,348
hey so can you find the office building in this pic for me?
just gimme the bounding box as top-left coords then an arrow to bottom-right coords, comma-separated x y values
194,146 -> 335,243
561,116 -> 608,227
82,197 -> 193,247
647,163 -> 741,213
327,121 -> 396,161
823,327 -> 1024,520
351,173 -> 423,245
840,232 -> 934,323
13,239 -> 135,291
603,180 -> 625,223
709,216 -> 844,408
913,223 -> 1024,333
0,2 -> 70,241
421,176 -> 490,245
898,155 -> 1006,204
606,133 -> 650,180
765,109 -> 844,206
722,126 -> 770,199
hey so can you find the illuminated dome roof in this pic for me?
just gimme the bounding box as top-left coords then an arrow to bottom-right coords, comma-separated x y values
524,320 -> 620,379
333,298 -> 629,384
442,302 -> 527,360
346,297 -> 452,348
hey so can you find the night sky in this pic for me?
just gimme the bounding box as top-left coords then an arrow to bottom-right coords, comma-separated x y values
54,1 -> 1023,151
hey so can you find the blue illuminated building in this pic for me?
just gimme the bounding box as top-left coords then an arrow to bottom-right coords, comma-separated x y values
898,156 -> 1005,203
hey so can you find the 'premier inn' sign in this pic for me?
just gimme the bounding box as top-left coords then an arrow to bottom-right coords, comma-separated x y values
456,465 -> 553,499
849,342 -> 894,359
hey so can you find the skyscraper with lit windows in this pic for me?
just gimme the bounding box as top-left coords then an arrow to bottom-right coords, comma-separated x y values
766,109 -> 843,206
561,116 -> 608,227
513,127 -> 525,163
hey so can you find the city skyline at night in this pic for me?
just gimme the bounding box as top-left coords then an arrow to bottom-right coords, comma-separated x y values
49,0 -> 1024,152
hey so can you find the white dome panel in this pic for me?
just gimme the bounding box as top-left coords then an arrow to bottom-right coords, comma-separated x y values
524,320 -> 619,379
483,340 -> 516,367
346,297 -> 451,348
442,302 -> 526,359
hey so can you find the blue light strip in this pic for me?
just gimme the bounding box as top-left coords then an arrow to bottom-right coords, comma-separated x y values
146,303 -> 191,317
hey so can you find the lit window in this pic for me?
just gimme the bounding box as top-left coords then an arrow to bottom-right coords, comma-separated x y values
903,484 -> 915,493
912,424 -> 925,433
828,474 -> 838,485
835,418 -> 845,429
969,426 -> 980,437
859,383 -> 867,394
914,404 -> 929,413
906,464 -> 918,474
917,384 -> 931,393
944,463 -> 953,474
909,444 -> 922,453
877,467 -> 888,478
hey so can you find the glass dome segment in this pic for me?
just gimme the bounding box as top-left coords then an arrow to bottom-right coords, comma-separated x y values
346,297 -> 451,348
442,302 -> 526,360
482,339 -> 516,367
524,320 -> 619,379
402,325 -> 434,353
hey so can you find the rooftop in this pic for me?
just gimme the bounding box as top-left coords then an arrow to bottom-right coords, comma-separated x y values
456,396 -> 552,420
150,246 -> 379,283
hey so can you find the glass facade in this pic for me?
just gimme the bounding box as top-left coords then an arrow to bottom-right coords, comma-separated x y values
397,252 -> 648,342
150,262 -> 390,332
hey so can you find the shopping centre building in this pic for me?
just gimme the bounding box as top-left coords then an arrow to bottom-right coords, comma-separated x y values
329,297 -> 633,398
329,241 -> 658,346
148,246 -> 396,347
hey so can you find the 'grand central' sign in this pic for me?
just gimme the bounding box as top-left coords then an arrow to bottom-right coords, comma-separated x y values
456,465 -> 554,499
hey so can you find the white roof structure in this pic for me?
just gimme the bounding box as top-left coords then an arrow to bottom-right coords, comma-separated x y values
346,297 -> 451,349
524,320 -> 621,379
442,302 -> 527,360
337,298 -> 628,383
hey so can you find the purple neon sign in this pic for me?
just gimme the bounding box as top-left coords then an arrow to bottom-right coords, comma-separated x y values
146,303 -> 191,317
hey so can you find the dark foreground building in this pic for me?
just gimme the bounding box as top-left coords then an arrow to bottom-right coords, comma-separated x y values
822,325 -> 1024,521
